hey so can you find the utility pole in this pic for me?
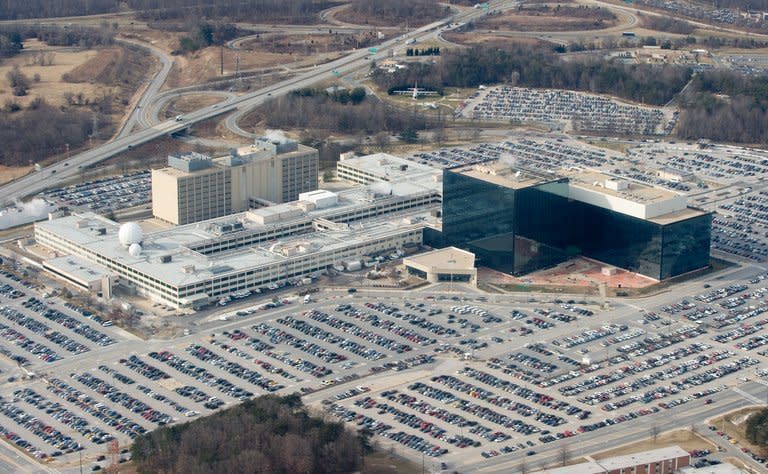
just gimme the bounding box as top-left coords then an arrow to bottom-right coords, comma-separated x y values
220,46 -> 224,75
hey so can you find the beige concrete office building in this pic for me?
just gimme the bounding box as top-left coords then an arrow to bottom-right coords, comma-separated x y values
152,139 -> 318,225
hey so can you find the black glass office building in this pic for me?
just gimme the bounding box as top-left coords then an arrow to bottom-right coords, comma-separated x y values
441,168 -> 712,280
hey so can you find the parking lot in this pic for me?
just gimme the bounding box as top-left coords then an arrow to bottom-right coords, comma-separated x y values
458,86 -> 675,136
1,258 -> 768,472
39,171 -> 150,214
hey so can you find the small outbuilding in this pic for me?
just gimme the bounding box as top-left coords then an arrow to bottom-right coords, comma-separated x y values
403,247 -> 477,286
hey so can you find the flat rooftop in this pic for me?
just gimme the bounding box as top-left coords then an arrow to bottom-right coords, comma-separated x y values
599,446 -> 690,469
531,462 -> 605,474
37,163 -> 444,288
533,446 -> 690,474
339,153 -> 438,181
648,206 -> 708,224
566,169 -> 680,205
37,211 -> 431,288
404,247 -> 475,271
453,161 -> 556,190
44,255 -> 111,283
154,163 -> 225,178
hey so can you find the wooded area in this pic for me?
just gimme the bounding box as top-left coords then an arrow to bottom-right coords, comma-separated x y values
677,70 -> 768,143
253,92 -> 431,136
639,14 -> 696,34
373,44 -> 691,106
0,23 -> 115,55
347,0 -> 450,26
0,101 -> 96,166
0,0 -> 116,19
130,0 -> 333,24
131,395 -> 365,474
0,0 -> 332,23
745,408 -> 768,448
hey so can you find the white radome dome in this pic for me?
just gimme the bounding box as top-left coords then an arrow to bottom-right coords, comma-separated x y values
128,243 -> 142,257
118,222 -> 143,247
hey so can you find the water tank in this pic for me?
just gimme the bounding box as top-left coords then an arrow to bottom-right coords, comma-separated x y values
118,222 -> 143,247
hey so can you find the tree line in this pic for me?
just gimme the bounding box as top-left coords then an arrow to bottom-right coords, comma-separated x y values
255,92 -> 431,136
406,47 -> 441,57
639,14 -> 696,34
129,0 -> 332,24
291,87 -> 368,105
373,44 -> 691,106
0,0 -> 117,19
176,22 -> 240,53
0,0 -> 333,23
0,23 -> 115,54
348,0 -> 450,25
0,100 -> 97,166
131,394 -> 366,474
0,31 -> 23,59
677,70 -> 768,143
746,408 -> 768,449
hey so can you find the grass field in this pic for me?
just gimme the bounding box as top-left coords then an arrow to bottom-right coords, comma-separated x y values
0,39 -> 103,108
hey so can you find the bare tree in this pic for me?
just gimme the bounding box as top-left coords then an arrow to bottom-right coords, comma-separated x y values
6,65 -> 30,96
373,131 -> 390,151
559,443 -> 571,466
650,424 -> 660,444
519,459 -> 528,474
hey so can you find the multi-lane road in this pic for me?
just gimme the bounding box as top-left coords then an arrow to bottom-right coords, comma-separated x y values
0,0 -> 513,206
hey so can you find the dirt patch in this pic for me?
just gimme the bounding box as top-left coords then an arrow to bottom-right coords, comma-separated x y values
472,6 -> 618,32
0,165 -> 33,186
360,449 -> 421,474
593,429 -> 715,459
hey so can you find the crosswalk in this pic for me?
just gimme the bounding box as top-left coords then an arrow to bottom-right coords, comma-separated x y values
733,386 -> 766,405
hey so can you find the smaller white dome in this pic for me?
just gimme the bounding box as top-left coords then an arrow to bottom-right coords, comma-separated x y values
128,243 -> 142,257
118,222 -> 143,247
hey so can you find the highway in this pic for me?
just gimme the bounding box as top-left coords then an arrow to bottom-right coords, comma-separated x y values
0,0 -> 512,207
115,39 -> 175,139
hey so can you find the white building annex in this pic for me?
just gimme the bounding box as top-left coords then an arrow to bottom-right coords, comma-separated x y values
35,157 -> 442,309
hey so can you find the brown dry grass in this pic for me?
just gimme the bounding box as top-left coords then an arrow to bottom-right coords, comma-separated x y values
161,94 -> 224,118
62,47 -> 122,83
480,14 -> 616,32
123,24 -> 347,89
0,165 -> 33,186
441,31 -> 548,48
0,39 -> 103,108
240,32 -> 378,55
592,429 -> 716,459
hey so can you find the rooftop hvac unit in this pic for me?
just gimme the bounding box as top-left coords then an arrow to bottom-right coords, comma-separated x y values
160,255 -> 172,263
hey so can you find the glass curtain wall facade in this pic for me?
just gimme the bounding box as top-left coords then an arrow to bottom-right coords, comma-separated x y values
441,170 -> 712,279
